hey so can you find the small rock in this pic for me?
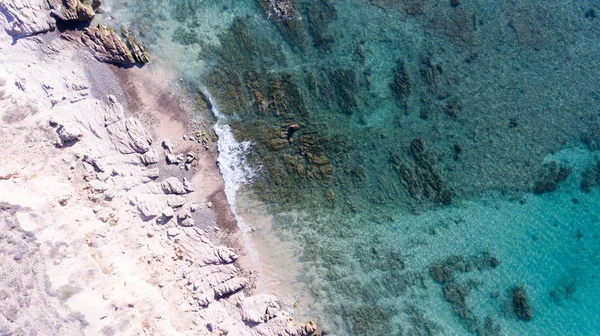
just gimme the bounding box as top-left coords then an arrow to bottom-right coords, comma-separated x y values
185,152 -> 195,163
180,218 -> 194,227
183,177 -> 194,192
162,207 -> 174,218
167,196 -> 186,208
161,177 -> 188,195
206,201 -> 213,208
96,171 -> 110,182
166,154 -> 178,165
88,180 -> 109,192
146,232 -> 154,238
451,0 -> 460,7
103,189 -> 115,201
190,202 -> 199,212
167,228 -> 180,237
177,207 -> 191,220
57,123 -> 83,145
162,139 -> 174,153
140,150 -> 159,165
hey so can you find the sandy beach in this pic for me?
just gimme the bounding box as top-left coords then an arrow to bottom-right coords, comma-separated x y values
0,1 -> 317,335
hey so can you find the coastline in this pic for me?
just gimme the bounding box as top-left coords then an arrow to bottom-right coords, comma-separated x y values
0,1 -> 317,335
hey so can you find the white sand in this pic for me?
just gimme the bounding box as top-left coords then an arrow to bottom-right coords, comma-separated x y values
0,1 -> 316,335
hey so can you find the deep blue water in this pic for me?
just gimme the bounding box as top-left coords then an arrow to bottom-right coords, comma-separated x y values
102,0 -> 600,334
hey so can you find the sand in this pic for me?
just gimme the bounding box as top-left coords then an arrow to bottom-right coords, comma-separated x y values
0,1 -> 316,335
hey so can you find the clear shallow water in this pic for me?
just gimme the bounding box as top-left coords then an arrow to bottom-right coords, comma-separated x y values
101,0 -> 600,334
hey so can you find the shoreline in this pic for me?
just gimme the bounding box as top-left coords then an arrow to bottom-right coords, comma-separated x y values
0,1 -> 317,335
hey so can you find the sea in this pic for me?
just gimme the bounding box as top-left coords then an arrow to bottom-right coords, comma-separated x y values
99,0 -> 600,334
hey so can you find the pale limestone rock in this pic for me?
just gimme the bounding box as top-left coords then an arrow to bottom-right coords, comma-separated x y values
161,206 -> 174,218
0,0 -> 55,37
166,195 -> 186,208
183,177 -> 193,192
139,149 -> 159,165
165,153 -> 177,165
213,277 -> 247,298
179,217 -> 194,227
57,122 -> 82,144
161,177 -> 187,195
106,118 -> 152,154
88,180 -> 108,192
241,294 -> 281,323
167,228 -> 180,237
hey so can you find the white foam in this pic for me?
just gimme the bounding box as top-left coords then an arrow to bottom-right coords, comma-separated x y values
206,91 -> 261,264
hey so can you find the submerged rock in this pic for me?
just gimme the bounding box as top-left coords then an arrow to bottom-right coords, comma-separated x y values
82,25 -> 135,65
512,285 -> 533,321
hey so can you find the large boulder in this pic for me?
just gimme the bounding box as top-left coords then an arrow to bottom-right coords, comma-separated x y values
82,25 -> 135,65
48,0 -> 94,22
0,0 -> 56,37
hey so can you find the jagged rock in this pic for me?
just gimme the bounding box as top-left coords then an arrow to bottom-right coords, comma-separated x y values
136,198 -> 162,220
161,177 -> 187,195
139,149 -> 159,165
0,0 -> 56,37
82,25 -> 135,65
185,152 -> 195,163
177,207 -> 190,220
162,139 -> 173,153
179,218 -> 194,227
215,246 -> 238,264
183,177 -> 194,192
241,294 -> 281,323
167,228 -> 180,238
121,26 -> 149,63
106,118 -> 152,154
213,277 -> 247,298
88,180 -> 108,192
57,123 -> 82,145
48,0 -> 94,21
166,154 -> 178,165
166,195 -> 186,208
162,206 -> 174,218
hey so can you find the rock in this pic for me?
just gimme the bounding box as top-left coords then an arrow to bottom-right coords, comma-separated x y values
88,180 -> 109,192
162,139 -> 173,153
0,0 -> 56,37
166,154 -> 178,165
139,149 -> 159,165
206,201 -> 212,208
190,202 -> 199,212
177,207 -> 190,220
103,188 -> 115,201
183,177 -> 194,192
450,0 -> 460,7
185,152 -> 195,163
136,198 -> 162,220
106,118 -> 153,154
241,294 -> 281,323
512,285 -> 533,321
82,25 -> 135,65
141,168 -> 160,179
162,206 -> 174,218
161,177 -> 187,195
167,228 -> 180,238
121,26 -> 150,63
213,277 -> 247,298
179,218 -> 194,227
167,195 -> 186,208
48,0 -> 95,21
214,246 -> 238,264
57,123 -> 83,145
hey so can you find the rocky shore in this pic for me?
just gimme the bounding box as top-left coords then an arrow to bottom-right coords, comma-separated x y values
0,1 -> 316,335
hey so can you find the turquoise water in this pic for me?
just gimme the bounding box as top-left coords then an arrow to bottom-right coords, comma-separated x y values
101,0 -> 600,334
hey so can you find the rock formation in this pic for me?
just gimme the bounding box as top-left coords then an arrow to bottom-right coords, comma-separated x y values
82,25 -> 136,64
